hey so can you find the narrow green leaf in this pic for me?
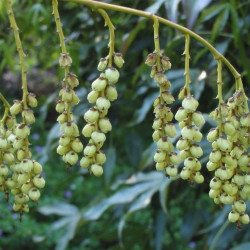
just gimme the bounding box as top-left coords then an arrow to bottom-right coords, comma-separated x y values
229,4 -> 239,45
211,7 -> 229,41
231,243 -> 250,250
199,3 -> 226,22
38,202 -> 78,216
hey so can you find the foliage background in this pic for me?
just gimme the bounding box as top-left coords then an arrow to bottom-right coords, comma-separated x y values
0,0 -> 249,249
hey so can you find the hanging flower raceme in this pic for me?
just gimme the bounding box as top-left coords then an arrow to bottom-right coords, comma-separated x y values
80,53 -> 122,176
53,0 -> 83,167
207,90 -> 250,226
146,52 -> 180,177
3,0 -> 45,218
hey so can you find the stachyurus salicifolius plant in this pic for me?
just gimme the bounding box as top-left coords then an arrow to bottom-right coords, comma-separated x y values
0,0 -> 249,228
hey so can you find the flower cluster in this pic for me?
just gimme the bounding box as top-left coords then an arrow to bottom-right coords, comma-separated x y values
176,94 -> 205,184
0,94 -> 45,217
146,53 -> 180,177
80,54 -> 123,176
56,53 -> 83,167
207,90 -> 249,225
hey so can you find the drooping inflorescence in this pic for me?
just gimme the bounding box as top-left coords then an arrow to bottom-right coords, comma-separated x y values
0,0 -> 45,218
80,9 -> 122,177
146,18 -> 180,177
207,59 -> 250,226
52,0 -> 83,168
176,34 -> 205,184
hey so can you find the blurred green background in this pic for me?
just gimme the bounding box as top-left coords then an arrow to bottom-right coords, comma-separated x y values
0,0 -> 249,249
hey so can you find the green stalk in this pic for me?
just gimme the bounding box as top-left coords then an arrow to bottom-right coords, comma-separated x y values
97,9 -> 115,67
0,92 -> 10,124
63,0 -> 242,82
216,59 -> 224,136
5,0 -> 28,109
52,0 -> 71,120
5,0 -> 29,157
152,16 -> 161,71
183,34 -> 191,96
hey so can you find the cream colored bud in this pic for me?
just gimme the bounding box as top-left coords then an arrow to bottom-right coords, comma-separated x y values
193,129 -> 203,142
194,172 -> 204,184
164,123 -> 177,138
157,137 -> 170,151
99,118 -> 112,133
180,167 -> 191,180
224,121 -> 235,136
182,96 -> 199,112
240,213 -> 250,224
84,108 -> 99,123
240,113 -> 250,127
28,188 -> 41,201
33,161 -> 43,174
152,129 -> 161,142
154,71 -> 167,85
156,162 -> 166,171
207,128 -> 218,142
59,135 -> 71,146
3,151 -> 15,164
178,87 -> 186,100
192,111 -> 205,127
215,167 -> 228,180
105,67 -> 120,84
27,93 -> 38,108
228,211 -> 239,223
145,53 -> 156,66
0,164 -> 9,176
209,177 -> 222,189
22,109 -> 35,124
169,152 -> 181,165
15,123 -> 30,139
184,157 -> 197,169
238,153 -> 249,168
84,144 -> 97,157
220,103 -> 229,117
67,73 -> 79,88
57,145 -> 70,155
57,112 -> 68,124
90,164 -> 103,177
56,100 -> 65,113
190,144 -> 203,158
154,149 -> 166,163
180,149 -> 190,160
91,77 -> 107,92
96,150 -> 106,164
71,138 -> 83,153
80,156 -> 91,168
162,91 -> 175,104
65,151 -> 78,165
217,137 -> 232,152
0,137 -> 7,149
96,97 -> 111,112
161,56 -> 171,71
175,107 -> 188,122
82,123 -> 96,137
209,149 -> 222,163
181,126 -> 195,140
91,131 -> 106,145
97,57 -> 108,71
114,53 -> 124,68
176,137 -> 188,151
10,100 -> 23,115
105,85 -> 118,101
59,53 -> 72,68
33,175 -> 45,189
166,165 -> 177,177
